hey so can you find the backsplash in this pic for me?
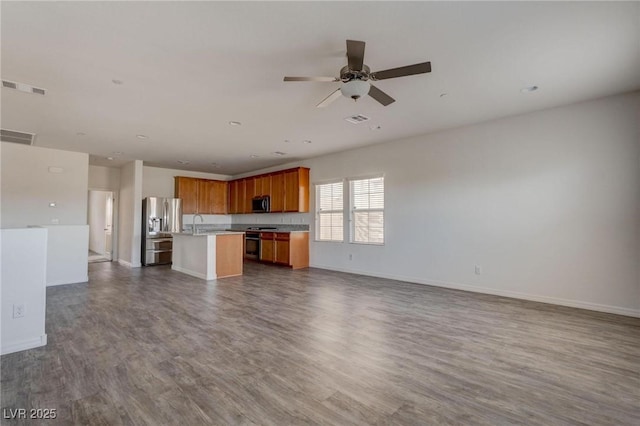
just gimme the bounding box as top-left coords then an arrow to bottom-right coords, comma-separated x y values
183,223 -> 309,232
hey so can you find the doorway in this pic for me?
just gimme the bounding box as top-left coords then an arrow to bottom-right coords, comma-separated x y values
88,190 -> 114,263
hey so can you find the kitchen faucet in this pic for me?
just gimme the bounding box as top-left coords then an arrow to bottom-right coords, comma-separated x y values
192,214 -> 204,234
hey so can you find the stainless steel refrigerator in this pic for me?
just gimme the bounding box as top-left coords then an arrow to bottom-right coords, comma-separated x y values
142,197 -> 182,266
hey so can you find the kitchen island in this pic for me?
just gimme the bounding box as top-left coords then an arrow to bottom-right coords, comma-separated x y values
172,231 -> 244,280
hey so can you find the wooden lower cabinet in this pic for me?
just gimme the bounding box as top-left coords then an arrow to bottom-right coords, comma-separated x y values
259,232 -> 308,269
259,232 -> 275,262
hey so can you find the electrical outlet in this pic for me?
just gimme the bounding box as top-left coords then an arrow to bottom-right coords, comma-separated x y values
13,304 -> 25,318
475,265 -> 482,275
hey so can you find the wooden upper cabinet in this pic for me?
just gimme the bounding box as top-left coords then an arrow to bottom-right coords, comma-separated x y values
210,180 -> 228,214
244,178 -> 256,213
226,167 -> 309,214
228,180 -> 244,214
175,177 -> 198,214
256,175 -> 271,197
197,179 -> 214,214
284,168 -> 310,212
175,177 -> 228,214
270,172 -> 285,212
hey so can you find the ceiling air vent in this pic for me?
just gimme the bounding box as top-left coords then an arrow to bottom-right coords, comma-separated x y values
1,79 -> 46,95
1,129 -> 36,145
344,114 -> 370,124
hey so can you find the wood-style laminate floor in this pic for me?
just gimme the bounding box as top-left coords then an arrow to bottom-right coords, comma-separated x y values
2,262 -> 639,425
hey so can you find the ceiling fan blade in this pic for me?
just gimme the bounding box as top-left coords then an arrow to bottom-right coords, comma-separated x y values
368,84 -> 395,106
370,62 -> 432,81
316,88 -> 342,108
284,76 -> 340,82
346,40 -> 365,71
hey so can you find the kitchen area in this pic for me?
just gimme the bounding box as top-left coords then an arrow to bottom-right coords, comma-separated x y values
141,166 -> 310,280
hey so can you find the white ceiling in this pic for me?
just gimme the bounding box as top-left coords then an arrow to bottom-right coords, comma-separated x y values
2,1 -> 639,175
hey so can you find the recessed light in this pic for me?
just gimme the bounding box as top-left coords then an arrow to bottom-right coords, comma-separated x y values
521,85 -> 539,93
76,132 -> 86,136
302,140 -> 312,144
369,125 -> 382,131
272,151 -> 287,156
250,154 -> 260,158
112,79 -> 124,85
136,134 -> 148,139
228,121 -> 242,126
106,157 -> 114,161
177,160 -> 190,165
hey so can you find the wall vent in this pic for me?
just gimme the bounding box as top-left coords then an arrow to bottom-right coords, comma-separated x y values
344,114 -> 370,124
1,129 -> 36,145
1,79 -> 46,96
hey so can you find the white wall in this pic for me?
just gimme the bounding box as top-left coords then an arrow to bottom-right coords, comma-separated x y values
44,225 -> 89,286
89,165 -> 121,190
118,161 -> 143,267
248,92 -> 640,316
1,228 -> 48,354
1,143 -> 88,228
1,143 -> 89,286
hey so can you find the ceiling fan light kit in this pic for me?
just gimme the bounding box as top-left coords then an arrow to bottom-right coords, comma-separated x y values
284,39 -> 431,108
341,80 -> 370,101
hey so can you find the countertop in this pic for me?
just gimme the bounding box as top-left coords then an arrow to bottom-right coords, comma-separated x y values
226,228 -> 309,233
173,231 -> 245,237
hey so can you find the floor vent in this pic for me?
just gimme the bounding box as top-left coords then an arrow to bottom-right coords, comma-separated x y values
1,79 -> 46,96
1,129 -> 36,145
344,114 -> 370,124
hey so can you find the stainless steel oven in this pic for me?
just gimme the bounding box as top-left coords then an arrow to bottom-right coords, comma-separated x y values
245,232 -> 260,259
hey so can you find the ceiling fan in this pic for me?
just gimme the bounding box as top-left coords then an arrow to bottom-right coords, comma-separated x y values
284,39 -> 431,108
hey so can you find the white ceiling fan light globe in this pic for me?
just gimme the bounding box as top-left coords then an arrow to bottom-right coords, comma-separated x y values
341,80 -> 370,101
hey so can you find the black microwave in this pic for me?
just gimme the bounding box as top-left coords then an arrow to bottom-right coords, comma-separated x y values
252,196 -> 270,213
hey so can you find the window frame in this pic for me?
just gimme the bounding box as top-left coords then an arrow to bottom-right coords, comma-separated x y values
314,179 -> 345,243
348,175 -> 385,246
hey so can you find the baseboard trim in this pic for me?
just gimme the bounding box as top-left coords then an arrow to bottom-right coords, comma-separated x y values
1,334 -> 47,356
171,265 -> 212,280
47,276 -> 89,287
310,264 -> 640,318
118,259 -> 142,268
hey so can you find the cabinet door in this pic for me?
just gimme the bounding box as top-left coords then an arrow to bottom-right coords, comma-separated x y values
257,175 -> 271,197
270,173 -> 285,212
260,235 -> 274,262
283,170 -> 299,212
236,179 -> 246,213
197,180 -> 215,214
275,234 -> 290,265
245,178 -> 256,213
228,180 -> 238,214
211,181 -> 228,214
175,177 -> 198,214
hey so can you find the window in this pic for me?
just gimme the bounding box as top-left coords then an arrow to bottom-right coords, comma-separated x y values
350,176 -> 384,244
315,181 -> 344,241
